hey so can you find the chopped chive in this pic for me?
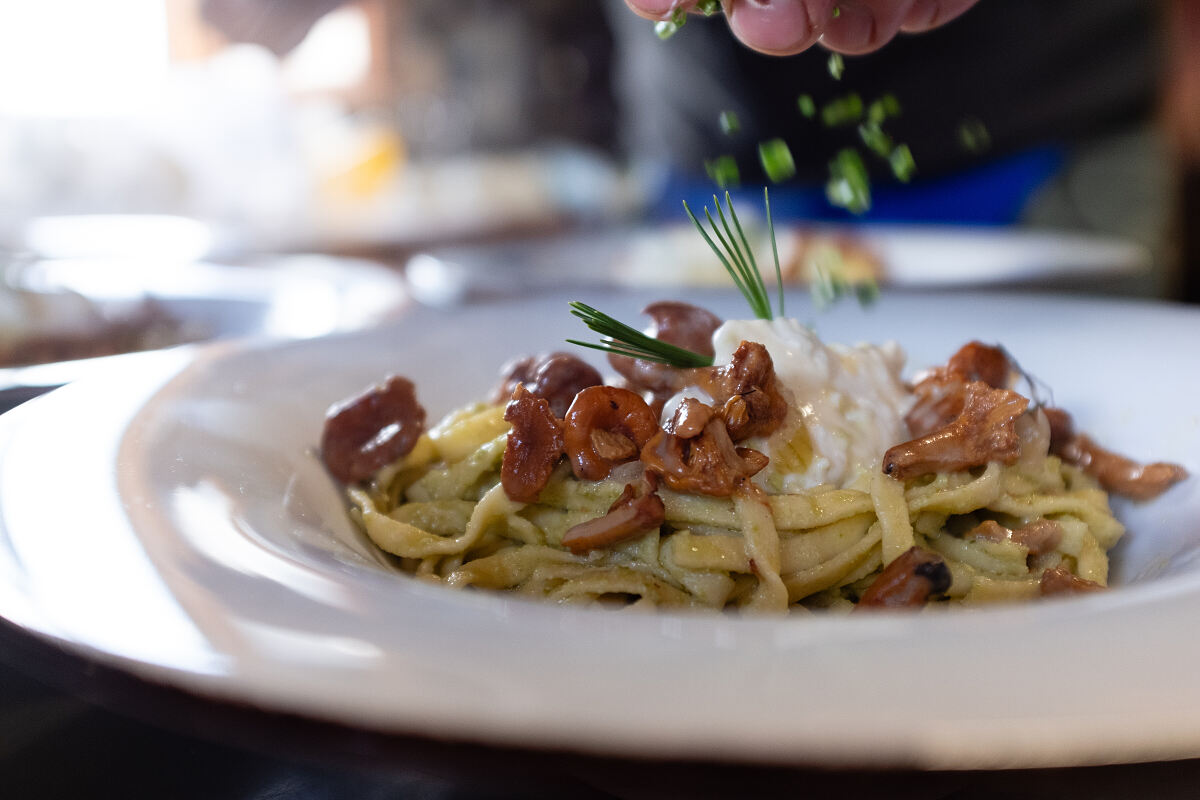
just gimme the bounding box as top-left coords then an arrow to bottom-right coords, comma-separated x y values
704,155 -> 740,188
718,110 -> 740,135
868,93 -> 901,123
833,6 -> 841,18
958,117 -> 991,153
825,147 -> 871,214
654,7 -> 688,39
797,94 -> 816,118
857,120 -> 893,157
764,187 -> 784,317
758,138 -> 796,183
889,143 -> 916,182
854,280 -> 880,306
821,92 -> 863,127
828,52 -> 845,80
568,302 -> 713,368
697,0 -> 722,15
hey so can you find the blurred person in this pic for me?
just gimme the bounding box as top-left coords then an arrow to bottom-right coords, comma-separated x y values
204,0 -> 1169,291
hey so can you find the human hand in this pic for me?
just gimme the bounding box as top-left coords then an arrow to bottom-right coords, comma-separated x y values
624,0 -> 979,56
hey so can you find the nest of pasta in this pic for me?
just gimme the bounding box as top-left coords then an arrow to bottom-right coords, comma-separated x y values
321,304 -> 1185,612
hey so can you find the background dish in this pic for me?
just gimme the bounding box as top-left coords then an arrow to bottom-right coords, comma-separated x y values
404,226 -> 1150,307
0,290 -> 1198,770
0,253 -> 408,404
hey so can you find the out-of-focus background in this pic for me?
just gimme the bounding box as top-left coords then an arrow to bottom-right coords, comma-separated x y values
2,0 -> 1199,375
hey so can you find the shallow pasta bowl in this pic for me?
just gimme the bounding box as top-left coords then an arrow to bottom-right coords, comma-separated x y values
0,289 -> 1198,770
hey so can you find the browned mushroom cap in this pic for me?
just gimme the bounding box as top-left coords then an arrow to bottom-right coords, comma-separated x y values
907,342 -> 1011,437
641,417 -> 768,497
493,352 -> 603,418
967,518 -> 1063,556
560,475 -> 665,553
321,376 -> 426,484
663,397 -> 716,439
1039,566 -> 1105,596
1042,406 -> 1188,501
608,302 -> 722,396
1059,434 -> 1188,501
883,381 -> 1029,480
501,386 -> 565,503
946,341 -> 1011,387
563,386 -> 660,481
856,547 -> 952,609
691,341 -> 789,441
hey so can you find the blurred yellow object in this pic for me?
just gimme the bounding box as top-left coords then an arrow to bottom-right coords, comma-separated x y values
319,126 -> 406,200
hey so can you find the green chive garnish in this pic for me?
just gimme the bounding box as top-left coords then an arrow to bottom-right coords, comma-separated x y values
857,121 -> 893,157
828,52 -> 845,80
833,6 -> 842,18
889,144 -> 916,182
821,93 -> 863,127
797,94 -> 816,118
758,138 -> 796,183
567,302 -> 713,368
718,110 -> 740,135
826,148 -> 871,213
868,94 -> 901,123
704,155 -> 740,189
764,186 -> 784,317
958,117 -> 991,153
697,0 -> 722,16
809,250 -> 879,310
654,7 -> 688,39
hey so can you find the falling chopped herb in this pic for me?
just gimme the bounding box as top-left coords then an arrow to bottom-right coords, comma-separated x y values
958,117 -> 991,153
654,7 -> 688,39
808,248 -> 879,310
854,280 -> 880,306
821,93 -> 863,127
696,0 -> 722,15
833,6 -> 842,18
828,52 -> 845,80
867,93 -> 901,123
825,148 -> 871,213
704,155 -> 741,188
719,110 -> 741,135
758,138 -> 796,183
797,94 -> 816,118
889,144 -> 916,182
857,121 -> 893,157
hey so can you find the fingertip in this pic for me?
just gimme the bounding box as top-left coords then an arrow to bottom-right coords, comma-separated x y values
727,0 -> 836,57
624,0 -> 695,21
818,0 -> 910,55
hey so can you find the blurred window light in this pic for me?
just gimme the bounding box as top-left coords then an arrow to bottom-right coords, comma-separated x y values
0,0 -> 168,117
282,6 -> 370,94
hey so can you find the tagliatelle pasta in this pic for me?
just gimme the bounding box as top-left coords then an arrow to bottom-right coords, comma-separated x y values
320,295 -> 1186,612
336,398 -> 1124,612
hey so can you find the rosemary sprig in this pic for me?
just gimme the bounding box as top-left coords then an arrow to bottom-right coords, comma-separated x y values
682,191 -> 784,320
566,302 -> 713,368
567,191 -> 793,367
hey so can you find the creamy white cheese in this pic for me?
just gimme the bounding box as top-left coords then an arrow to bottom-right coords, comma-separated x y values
704,319 -> 912,491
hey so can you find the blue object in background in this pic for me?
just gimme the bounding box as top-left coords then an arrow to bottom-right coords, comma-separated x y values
653,146 -> 1066,225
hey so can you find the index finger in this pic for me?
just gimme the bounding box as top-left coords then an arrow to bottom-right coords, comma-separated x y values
726,0 -> 838,56
623,0 -> 700,21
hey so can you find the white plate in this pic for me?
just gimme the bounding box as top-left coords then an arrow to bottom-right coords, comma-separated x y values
409,225 -> 1150,306
0,289 -> 1198,770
